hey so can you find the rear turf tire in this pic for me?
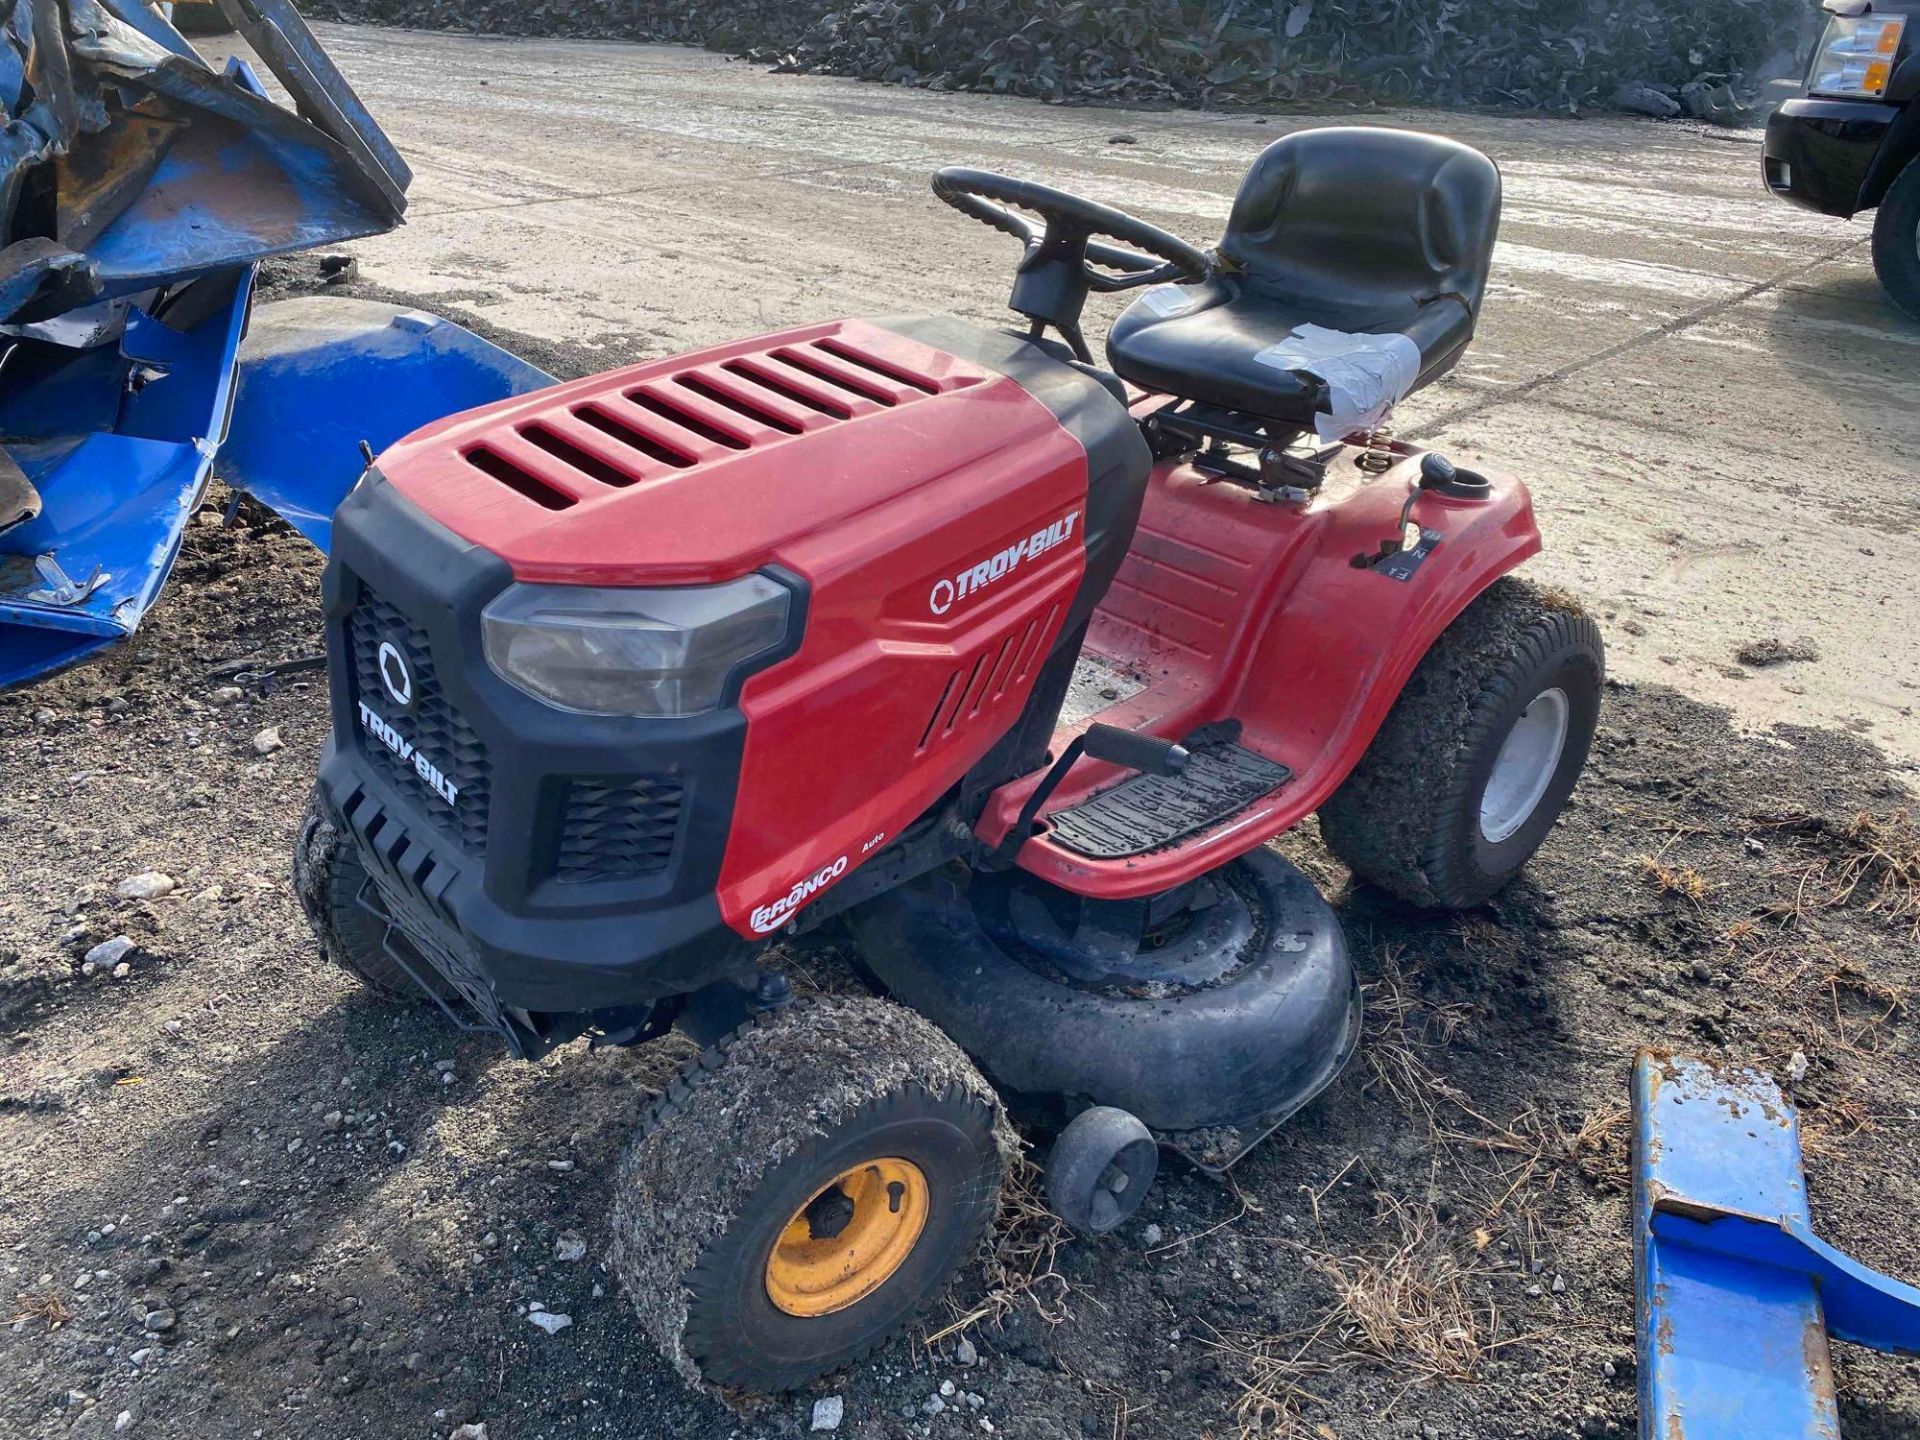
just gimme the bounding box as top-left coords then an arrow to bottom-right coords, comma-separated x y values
611,996 -> 1010,1393
1317,577 -> 1603,909
293,791 -> 443,1002
1872,159 -> 1920,324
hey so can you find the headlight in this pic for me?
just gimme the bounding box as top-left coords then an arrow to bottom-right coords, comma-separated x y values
481,575 -> 791,717
1809,13 -> 1906,99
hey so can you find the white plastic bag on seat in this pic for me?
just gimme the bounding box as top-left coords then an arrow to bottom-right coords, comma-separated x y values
1253,324 -> 1421,443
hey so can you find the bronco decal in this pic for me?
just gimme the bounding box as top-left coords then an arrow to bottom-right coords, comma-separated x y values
749,854 -> 850,934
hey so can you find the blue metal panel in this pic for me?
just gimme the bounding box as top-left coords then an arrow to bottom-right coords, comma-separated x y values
207,0 -> 412,213
2,6 -> 407,326
216,297 -> 555,551
76,69 -> 401,297
1634,1052 -> 1920,1440
0,267 -> 254,687
0,6 -> 427,690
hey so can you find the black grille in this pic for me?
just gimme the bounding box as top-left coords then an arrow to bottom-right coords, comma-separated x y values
347,589 -> 492,855
555,775 -> 684,883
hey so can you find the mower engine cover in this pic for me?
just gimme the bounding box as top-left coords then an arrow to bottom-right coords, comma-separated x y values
319,316 -> 1150,1012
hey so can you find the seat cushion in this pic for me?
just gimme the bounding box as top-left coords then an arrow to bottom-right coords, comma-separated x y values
1106,278 -> 1472,429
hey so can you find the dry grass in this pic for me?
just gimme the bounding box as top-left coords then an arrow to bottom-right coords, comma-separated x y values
1359,946 -> 1473,1130
1754,808 -> 1920,939
1439,1104 -> 1629,1225
1307,1194 -> 1495,1382
7,1290 -> 74,1332
927,1151 -> 1070,1346
1636,853 -> 1712,903
1799,1094 -> 1877,1160
1209,1192 -> 1550,1437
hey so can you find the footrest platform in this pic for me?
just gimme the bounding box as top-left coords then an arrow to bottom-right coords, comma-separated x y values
1045,737 -> 1291,860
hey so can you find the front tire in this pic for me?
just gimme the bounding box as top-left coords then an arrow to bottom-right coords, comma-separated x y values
610,996 -> 1011,1393
293,791 -> 445,1002
1318,578 -> 1603,909
1872,158 -> 1920,324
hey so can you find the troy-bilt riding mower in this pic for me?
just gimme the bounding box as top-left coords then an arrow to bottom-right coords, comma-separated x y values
294,126 -> 1604,1392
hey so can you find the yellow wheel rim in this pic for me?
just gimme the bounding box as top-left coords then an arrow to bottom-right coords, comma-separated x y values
764,1158 -> 930,1318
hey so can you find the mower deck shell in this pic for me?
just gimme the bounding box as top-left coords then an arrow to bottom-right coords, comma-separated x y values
849,845 -> 1360,1158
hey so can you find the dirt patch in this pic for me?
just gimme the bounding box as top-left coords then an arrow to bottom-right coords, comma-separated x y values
3,286 -> 1919,1438
1736,637 -> 1823,669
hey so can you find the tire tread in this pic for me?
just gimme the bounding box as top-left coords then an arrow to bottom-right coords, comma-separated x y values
1318,578 -> 1602,908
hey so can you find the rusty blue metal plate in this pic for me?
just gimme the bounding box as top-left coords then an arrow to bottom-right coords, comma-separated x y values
1634,1051 -> 1920,1440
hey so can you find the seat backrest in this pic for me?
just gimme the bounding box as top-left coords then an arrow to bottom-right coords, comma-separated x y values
1219,128 -> 1501,326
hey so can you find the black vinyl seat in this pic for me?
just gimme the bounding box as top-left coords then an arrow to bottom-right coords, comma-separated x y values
1105,128 -> 1502,430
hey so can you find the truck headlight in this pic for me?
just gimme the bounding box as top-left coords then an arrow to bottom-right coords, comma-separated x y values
1809,13 -> 1906,99
481,575 -> 792,717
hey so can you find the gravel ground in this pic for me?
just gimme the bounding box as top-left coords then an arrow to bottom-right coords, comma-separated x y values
4,34 -> 1920,1439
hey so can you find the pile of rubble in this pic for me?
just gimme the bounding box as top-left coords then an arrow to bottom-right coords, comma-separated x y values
311,0 -> 1815,117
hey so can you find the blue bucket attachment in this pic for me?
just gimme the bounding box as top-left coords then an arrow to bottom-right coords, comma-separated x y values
1634,1051 -> 1920,1439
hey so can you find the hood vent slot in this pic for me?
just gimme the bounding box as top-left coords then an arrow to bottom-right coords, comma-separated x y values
521,424 -> 634,489
624,387 -> 750,450
675,373 -> 804,434
815,336 -> 941,394
723,357 -> 856,418
465,447 -> 575,510
575,405 -> 695,469
772,346 -> 900,407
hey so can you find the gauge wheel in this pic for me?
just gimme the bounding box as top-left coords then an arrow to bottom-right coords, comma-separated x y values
1872,158 -> 1920,324
293,791 -> 448,1002
1318,577 -> 1603,909
611,995 -> 1012,1393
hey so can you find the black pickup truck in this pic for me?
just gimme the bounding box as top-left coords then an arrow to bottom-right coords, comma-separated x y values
1765,0 -> 1920,318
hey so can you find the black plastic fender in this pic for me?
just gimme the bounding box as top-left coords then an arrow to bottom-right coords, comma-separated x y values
847,848 -> 1360,1145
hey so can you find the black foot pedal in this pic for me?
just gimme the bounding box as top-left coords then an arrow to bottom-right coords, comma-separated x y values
1044,737 -> 1291,860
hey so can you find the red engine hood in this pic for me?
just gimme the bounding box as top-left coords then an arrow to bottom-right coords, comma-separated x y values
374,318 -> 1063,586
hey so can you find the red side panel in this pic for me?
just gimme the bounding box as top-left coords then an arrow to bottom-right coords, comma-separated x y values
720,494 -> 1083,935
980,445 -> 1542,898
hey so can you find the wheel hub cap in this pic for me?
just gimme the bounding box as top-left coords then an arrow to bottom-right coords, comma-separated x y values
1480,687 -> 1571,844
764,1158 -> 929,1317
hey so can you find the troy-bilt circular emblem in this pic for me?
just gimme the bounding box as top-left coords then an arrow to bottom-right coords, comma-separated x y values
928,578 -> 956,615
376,640 -> 414,710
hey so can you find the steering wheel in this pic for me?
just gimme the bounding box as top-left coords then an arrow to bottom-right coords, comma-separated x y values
932,167 -> 1212,292
932,167 -> 1212,360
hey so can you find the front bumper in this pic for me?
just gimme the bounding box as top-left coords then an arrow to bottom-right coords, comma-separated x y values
1764,96 -> 1899,217
318,474 -> 759,1016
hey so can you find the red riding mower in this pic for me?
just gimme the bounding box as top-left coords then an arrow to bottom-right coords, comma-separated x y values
294,127 -> 1602,1392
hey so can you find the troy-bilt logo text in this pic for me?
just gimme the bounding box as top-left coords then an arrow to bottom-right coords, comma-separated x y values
929,510 -> 1079,615
358,701 -> 461,808
750,854 -> 849,934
